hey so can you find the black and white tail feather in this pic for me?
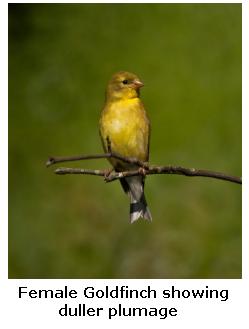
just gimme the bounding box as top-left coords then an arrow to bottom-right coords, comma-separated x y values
120,176 -> 152,223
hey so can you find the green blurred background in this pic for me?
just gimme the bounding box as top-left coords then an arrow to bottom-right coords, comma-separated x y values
9,3 -> 241,278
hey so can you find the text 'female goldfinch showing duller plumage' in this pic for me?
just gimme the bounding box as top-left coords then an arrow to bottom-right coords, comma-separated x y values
99,71 -> 152,223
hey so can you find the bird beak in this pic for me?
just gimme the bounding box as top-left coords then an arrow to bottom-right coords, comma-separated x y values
133,79 -> 144,89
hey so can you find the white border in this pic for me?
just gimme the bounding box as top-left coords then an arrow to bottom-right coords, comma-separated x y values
1,1 -> 247,328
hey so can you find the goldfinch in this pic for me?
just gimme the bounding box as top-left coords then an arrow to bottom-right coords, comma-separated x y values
99,71 -> 152,223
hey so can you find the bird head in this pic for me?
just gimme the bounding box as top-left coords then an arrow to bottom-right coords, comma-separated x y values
106,71 -> 144,101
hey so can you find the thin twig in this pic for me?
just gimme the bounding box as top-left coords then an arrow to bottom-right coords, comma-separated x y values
46,153 -> 242,185
46,152 -> 149,169
54,166 -> 241,184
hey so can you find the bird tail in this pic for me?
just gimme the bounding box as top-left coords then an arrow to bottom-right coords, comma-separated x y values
130,193 -> 152,223
120,176 -> 152,223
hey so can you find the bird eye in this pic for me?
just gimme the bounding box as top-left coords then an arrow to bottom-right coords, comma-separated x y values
122,79 -> 129,85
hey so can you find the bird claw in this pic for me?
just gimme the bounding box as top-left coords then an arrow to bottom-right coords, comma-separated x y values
104,168 -> 114,182
138,167 -> 147,177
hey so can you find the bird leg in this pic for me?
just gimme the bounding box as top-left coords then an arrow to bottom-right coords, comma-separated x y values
138,166 -> 147,177
104,168 -> 114,182
106,136 -> 112,153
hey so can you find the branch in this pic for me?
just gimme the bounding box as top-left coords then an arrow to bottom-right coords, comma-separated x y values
46,153 -> 242,185
46,152 -> 148,169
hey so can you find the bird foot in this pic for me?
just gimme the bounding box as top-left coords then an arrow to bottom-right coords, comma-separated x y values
138,167 -> 147,177
104,168 -> 114,182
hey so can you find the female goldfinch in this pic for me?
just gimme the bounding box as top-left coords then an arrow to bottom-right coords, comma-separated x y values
99,71 -> 152,223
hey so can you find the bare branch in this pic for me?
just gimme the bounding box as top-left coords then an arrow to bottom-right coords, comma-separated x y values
46,152 -> 148,169
46,152 -> 242,185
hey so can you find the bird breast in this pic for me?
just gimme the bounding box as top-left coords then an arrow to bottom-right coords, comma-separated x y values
100,98 -> 149,164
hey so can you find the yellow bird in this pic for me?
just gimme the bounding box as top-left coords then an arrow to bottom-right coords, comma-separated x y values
99,71 -> 152,223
